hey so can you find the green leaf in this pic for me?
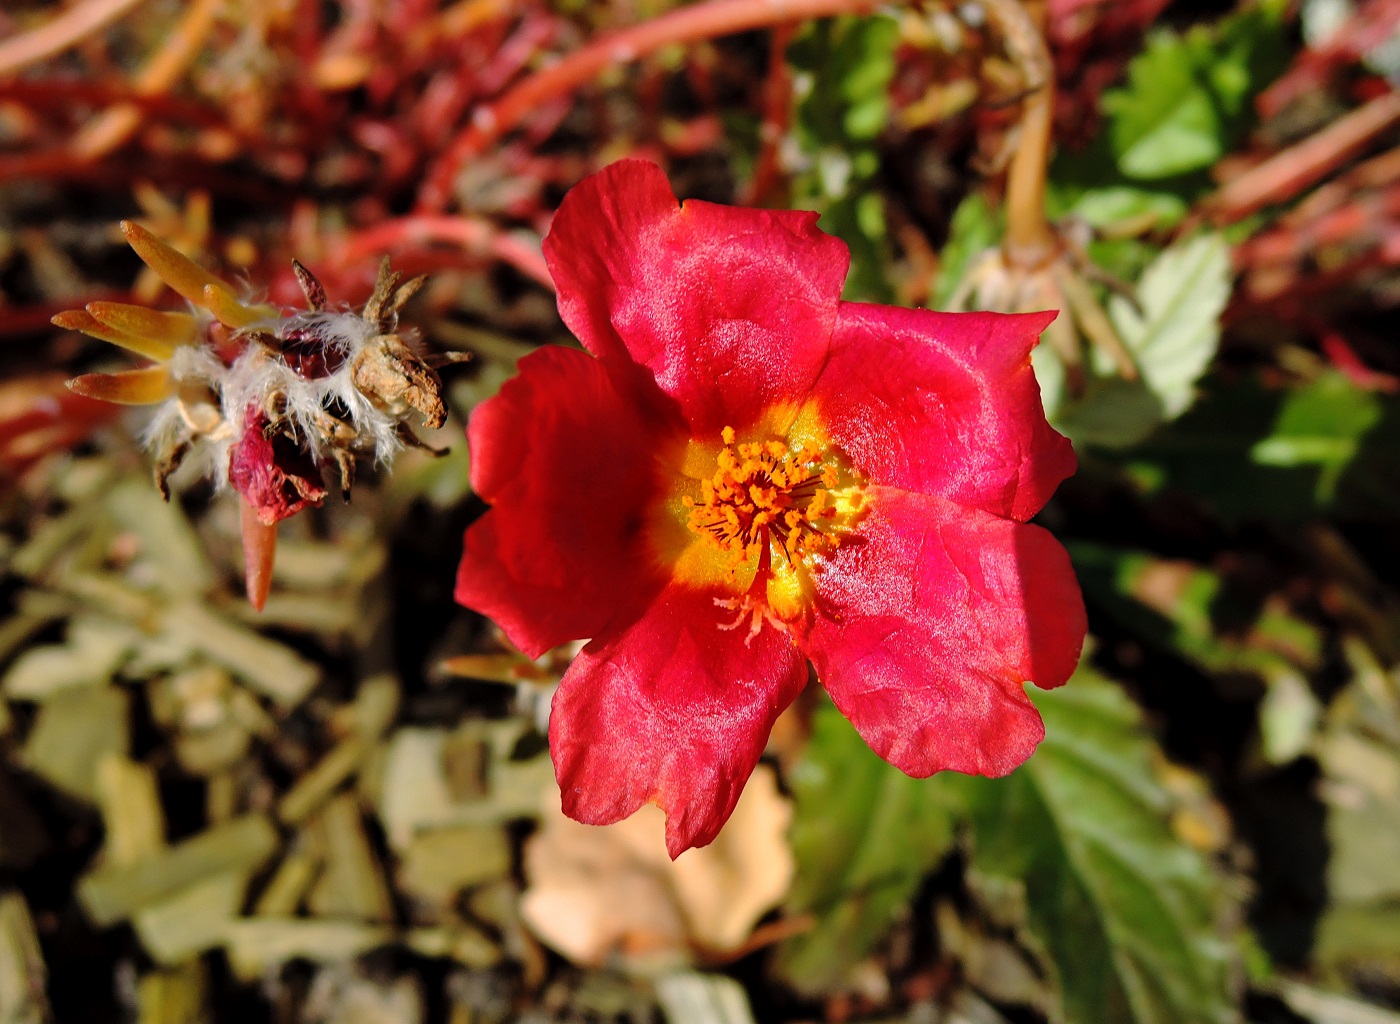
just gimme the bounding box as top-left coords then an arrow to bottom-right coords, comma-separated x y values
933,192 -> 1002,310
775,700 -> 956,994
1105,32 -> 1224,179
1054,235 -> 1229,448
1110,234 -> 1231,420
1102,8 -> 1287,181
963,671 -> 1238,1024
1068,187 -> 1189,232
1250,372 -> 1382,501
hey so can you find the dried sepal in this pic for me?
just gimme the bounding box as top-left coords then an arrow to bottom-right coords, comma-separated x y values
291,260 -> 328,311
66,366 -> 174,405
361,257 -> 426,330
351,334 -> 447,429
153,439 -> 191,500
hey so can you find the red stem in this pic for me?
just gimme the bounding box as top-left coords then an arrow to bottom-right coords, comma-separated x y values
743,22 -> 797,206
336,215 -> 552,289
416,0 -> 879,211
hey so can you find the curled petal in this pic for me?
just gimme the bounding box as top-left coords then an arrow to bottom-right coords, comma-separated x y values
456,345 -> 682,658
66,365 -> 173,404
797,487 -> 1085,778
815,305 -> 1075,522
543,159 -> 850,435
121,219 -> 237,308
550,582 -> 808,857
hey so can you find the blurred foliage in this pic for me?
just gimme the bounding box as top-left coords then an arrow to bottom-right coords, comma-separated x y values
788,14 -> 900,301
961,673 -> 1239,1024
776,700 -> 956,994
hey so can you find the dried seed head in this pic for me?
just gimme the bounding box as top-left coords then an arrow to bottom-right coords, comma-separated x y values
53,224 -> 460,607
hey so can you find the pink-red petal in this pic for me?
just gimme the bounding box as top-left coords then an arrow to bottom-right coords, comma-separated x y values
549,582 -> 808,857
456,345 -> 682,659
543,159 -> 850,435
815,304 -> 1075,522
797,486 -> 1085,778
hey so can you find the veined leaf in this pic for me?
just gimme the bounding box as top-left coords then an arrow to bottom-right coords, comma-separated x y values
963,671 -> 1239,1024
1056,235 -> 1229,448
1111,234 -> 1231,421
1103,7 -> 1287,181
774,699 -> 956,994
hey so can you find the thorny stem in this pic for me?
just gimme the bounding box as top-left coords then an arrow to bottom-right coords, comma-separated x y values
0,0 -> 148,76
417,0 -> 880,211
980,0 -> 1057,268
337,215 -> 553,289
68,0 -> 223,160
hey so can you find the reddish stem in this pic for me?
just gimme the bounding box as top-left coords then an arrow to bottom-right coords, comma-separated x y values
417,0 -> 880,211
0,0 -> 147,76
336,215 -> 553,289
1203,91 -> 1400,224
743,22 -> 797,206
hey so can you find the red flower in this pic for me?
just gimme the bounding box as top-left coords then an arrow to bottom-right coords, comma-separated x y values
456,160 -> 1086,857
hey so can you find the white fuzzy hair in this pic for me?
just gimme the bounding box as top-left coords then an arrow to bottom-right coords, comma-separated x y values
219,310 -> 404,465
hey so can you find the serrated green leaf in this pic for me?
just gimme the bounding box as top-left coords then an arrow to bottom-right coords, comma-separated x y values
963,671 -> 1238,1024
775,700 -> 956,994
1055,235 -> 1229,448
1110,234 -> 1231,420
1102,9 -> 1287,181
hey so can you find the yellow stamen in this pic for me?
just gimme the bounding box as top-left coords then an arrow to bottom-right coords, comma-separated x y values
683,425 -> 845,571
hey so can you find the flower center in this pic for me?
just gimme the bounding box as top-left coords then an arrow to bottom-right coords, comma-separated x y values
682,425 -> 842,568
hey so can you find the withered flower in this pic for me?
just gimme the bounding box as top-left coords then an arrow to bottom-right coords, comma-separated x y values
55,222 -> 454,609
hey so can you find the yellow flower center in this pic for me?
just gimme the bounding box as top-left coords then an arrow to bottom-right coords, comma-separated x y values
682,426 -> 841,568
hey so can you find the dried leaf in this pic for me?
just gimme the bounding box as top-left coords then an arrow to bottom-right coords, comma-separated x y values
520,766 -> 793,970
